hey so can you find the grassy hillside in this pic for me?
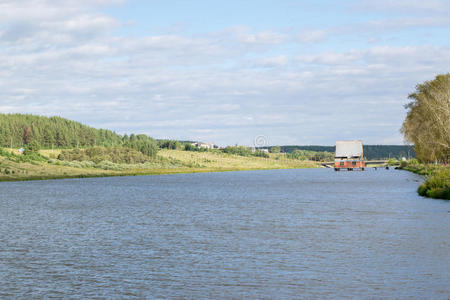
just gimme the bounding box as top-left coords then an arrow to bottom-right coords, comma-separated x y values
0,148 -> 318,182
158,150 -> 317,170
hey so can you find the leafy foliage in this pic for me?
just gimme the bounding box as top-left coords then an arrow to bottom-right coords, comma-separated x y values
222,146 -> 254,156
23,140 -> 41,155
0,147 -> 46,163
286,149 -> 334,161
270,146 -> 281,153
0,113 -> 158,157
221,146 -> 270,158
277,145 -> 415,160
123,135 -> 159,157
158,140 -> 181,150
401,74 -> 450,163
0,113 -> 122,148
418,168 -> 450,200
402,162 -> 450,200
253,150 -> 269,158
183,143 -> 208,152
58,147 -> 151,164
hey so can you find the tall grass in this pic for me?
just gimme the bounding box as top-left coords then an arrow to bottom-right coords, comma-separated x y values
417,168 -> 450,200
402,161 -> 450,200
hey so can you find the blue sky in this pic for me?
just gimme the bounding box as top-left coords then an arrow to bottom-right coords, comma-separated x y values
0,0 -> 449,146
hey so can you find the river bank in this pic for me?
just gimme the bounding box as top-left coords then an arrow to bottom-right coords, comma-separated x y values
0,149 -> 318,182
399,162 -> 450,200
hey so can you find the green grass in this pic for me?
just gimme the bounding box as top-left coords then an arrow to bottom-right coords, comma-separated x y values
158,149 -> 318,170
0,148 -> 319,182
402,162 -> 450,200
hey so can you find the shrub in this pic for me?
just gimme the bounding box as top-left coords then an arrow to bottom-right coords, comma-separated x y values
417,168 -> 450,200
95,160 -> 124,170
58,147 -> 150,164
409,158 -> 420,165
287,149 -> 334,161
0,147 -> 46,163
417,183 -> 427,196
183,143 -> 208,152
184,143 -> 194,151
222,146 -> 253,157
387,158 -> 397,166
254,150 -> 269,158
23,140 -> 41,155
159,140 -> 181,150
270,146 -> 281,153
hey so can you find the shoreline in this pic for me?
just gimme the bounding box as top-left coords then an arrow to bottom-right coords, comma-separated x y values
0,149 -> 319,183
0,165 -> 318,183
399,164 -> 449,200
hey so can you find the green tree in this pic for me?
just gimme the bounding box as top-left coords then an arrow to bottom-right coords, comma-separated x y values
23,140 -> 40,155
184,143 -> 194,151
401,74 -> 450,163
270,146 -> 281,153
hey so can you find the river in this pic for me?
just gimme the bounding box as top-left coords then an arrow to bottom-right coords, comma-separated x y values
0,169 -> 449,298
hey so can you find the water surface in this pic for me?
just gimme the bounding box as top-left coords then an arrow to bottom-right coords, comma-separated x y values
0,169 -> 449,298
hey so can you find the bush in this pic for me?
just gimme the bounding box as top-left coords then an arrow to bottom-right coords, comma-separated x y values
23,140 -> 41,155
184,143 -> 194,151
428,188 -> 450,199
254,150 -> 269,158
183,143 -> 207,152
58,147 -> 150,164
417,168 -> 450,200
286,149 -> 333,161
0,147 -> 45,163
159,140 -> 181,150
222,146 -> 253,157
270,146 -> 281,153
22,152 -> 47,162
95,160 -> 124,170
409,158 -> 420,165
387,158 -> 397,166
417,183 -> 427,196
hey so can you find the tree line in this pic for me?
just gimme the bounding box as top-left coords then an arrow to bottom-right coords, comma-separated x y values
271,145 -> 415,160
0,114 -> 158,157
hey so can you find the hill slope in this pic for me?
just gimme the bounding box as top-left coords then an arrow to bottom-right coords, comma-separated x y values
0,114 -> 156,154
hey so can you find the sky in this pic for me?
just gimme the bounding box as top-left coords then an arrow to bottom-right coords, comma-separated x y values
0,0 -> 449,146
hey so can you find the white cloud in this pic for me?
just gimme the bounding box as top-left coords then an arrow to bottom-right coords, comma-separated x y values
223,26 -> 287,45
0,0 -> 448,145
297,29 -> 328,43
356,0 -> 450,13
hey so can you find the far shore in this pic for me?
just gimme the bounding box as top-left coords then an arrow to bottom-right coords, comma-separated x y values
0,149 -> 319,182
0,166 -> 318,183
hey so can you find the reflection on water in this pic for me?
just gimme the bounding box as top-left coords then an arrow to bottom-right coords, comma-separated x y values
0,169 -> 449,298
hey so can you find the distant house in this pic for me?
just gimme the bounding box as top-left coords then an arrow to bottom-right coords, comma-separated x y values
334,140 -> 365,171
192,142 -> 215,149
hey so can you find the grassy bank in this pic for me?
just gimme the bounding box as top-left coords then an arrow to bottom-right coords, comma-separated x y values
158,149 -> 317,170
400,162 -> 450,200
0,148 -> 318,182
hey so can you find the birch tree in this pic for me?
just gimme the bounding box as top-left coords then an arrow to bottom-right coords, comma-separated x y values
401,74 -> 450,163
